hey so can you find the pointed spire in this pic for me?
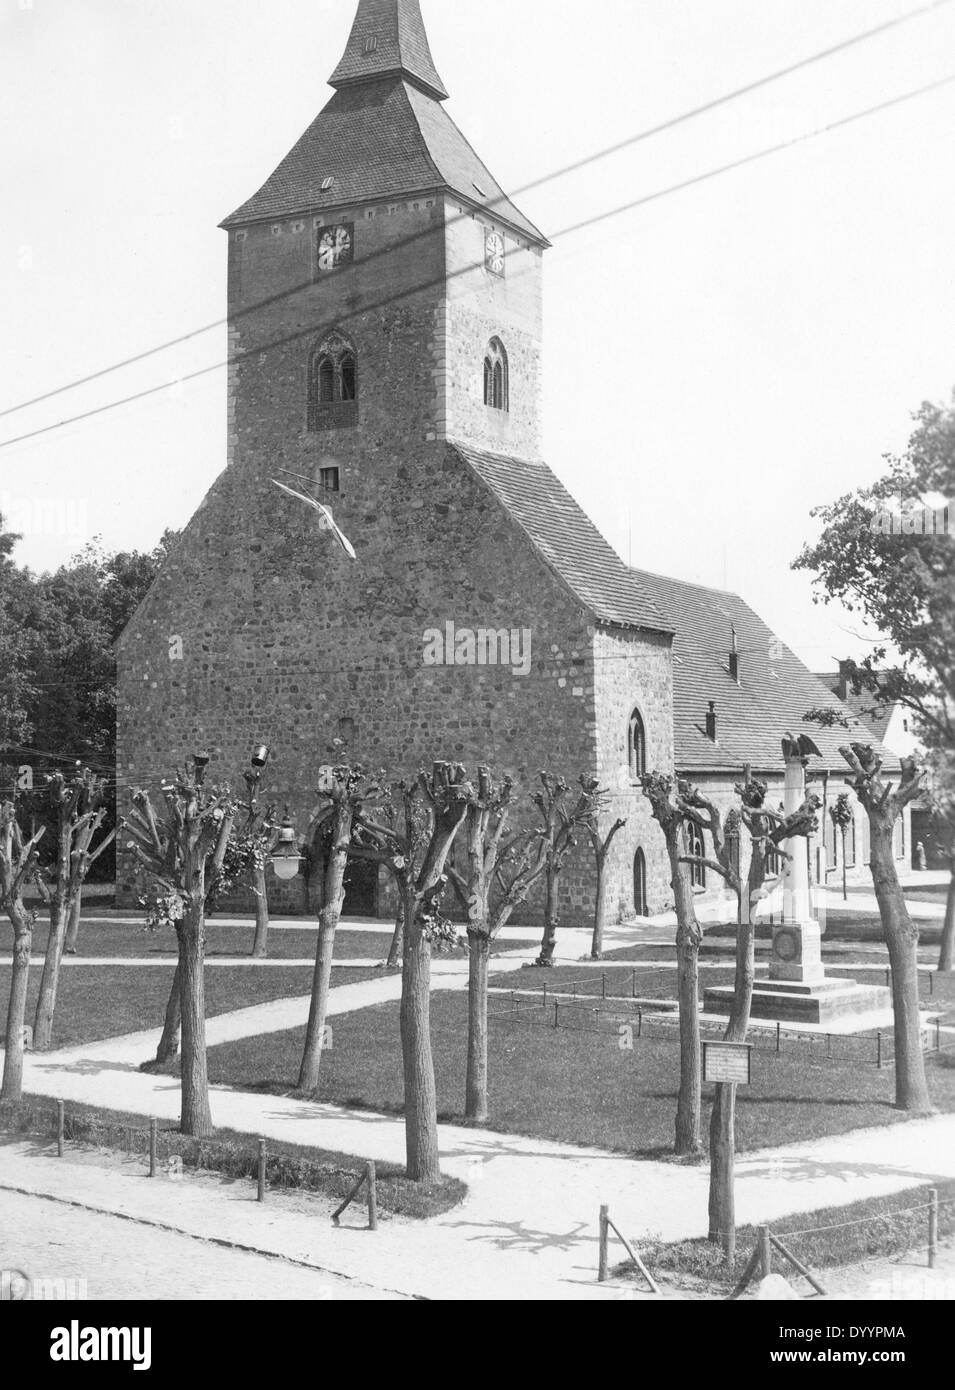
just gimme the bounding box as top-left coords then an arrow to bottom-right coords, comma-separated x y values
329,0 -> 449,102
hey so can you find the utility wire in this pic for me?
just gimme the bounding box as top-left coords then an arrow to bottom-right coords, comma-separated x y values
2,68 -> 953,457
0,0 -> 950,425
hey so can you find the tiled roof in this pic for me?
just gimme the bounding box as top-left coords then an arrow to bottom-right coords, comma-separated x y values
813,673 -> 895,742
329,0 -> 448,101
630,569 -> 901,775
221,79 -> 546,244
453,444 -> 672,634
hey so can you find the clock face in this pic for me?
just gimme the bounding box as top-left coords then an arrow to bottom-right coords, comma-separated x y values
485,230 -> 505,276
317,224 -> 353,272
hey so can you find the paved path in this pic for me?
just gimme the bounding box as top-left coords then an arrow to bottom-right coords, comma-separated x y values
1,1182 -> 406,1301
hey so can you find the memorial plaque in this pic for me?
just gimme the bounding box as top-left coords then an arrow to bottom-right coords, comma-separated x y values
703,1041 -> 752,1085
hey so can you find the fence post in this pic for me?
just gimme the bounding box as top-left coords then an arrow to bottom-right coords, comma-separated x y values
149,1119 -> 158,1178
776,1022 -> 781,1055
542,980 -> 547,1012
929,1188 -> 938,1269
631,970 -> 636,999
553,1001 -> 559,1029
876,1032 -> 883,1070
602,973 -> 607,1000
598,1205 -> 609,1282
56,1100 -> 64,1157
759,1225 -> 772,1280
936,1018 -> 942,1053
367,1160 -> 378,1232
637,1008 -> 643,1039
257,1137 -> 267,1202
929,971 -> 934,998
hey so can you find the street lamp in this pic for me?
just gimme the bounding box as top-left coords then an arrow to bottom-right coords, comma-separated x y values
271,815 -> 301,881
251,745 -> 271,769
193,751 -> 211,786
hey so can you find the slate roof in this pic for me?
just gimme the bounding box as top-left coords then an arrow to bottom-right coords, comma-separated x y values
813,673 -> 895,743
329,0 -> 448,101
454,444 -> 672,634
221,78 -> 546,243
630,569 -> 901,775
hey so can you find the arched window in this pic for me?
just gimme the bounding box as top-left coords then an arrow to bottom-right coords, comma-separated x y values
633,848 -> 647,918
686,823 -> 706,890
627,708 -> 646,780
483,337 -> 509,412
308,330 -> 358,431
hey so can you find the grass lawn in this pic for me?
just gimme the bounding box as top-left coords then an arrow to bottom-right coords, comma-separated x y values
205,990 -> 955,1156
0,963 -> 382,1050
5,919 -> 538,963
624,1177 -> 955,1289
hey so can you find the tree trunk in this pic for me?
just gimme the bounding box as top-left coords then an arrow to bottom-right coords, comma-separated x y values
154,962 -> 182,1064
298,836 -> 349,1094
535,865 -> 561,966
841,829 -> 847,902
400,897 -> 441,1182
33,896 -> 71,1050
177,904 -> 213,1137
465,930 -> 491,1122
251,865 -> 269,958
707,1082 -> 736,1266
870,821 -> 933,1112
938,867 -> 955,973
663,830 -> 702,1154
590,854 -> 608,960
386,902 -> 404,969
64,886 -> 82,955
33,817 -> 72,1050
1,902 -> 33,1102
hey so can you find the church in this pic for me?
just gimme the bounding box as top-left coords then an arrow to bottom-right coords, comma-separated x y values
116,0 -> 906,922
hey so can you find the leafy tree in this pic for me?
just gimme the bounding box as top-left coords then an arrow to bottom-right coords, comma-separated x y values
581,779 -> 627,960
794,394 -> 955,963
829,792 -> 854,901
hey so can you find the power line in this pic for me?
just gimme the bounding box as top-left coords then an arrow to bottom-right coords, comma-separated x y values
2,68 -> 953,457
0,0 -> 950,426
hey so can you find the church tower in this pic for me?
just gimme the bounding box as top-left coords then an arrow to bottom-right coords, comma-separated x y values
222,0 -> 549,484
116,0 -> 675,923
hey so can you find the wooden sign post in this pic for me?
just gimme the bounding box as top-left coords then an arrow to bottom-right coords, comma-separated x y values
703,1042 -> 753,1268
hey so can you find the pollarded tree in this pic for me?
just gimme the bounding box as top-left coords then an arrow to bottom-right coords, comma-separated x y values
351,763 -> 469,1181
33,770 -> 115,1050
123,757 -> 236,1136
0,797 -> 45,1101
925,752 -> 955,971
840,744 -> 932,1112
446,767 -> 550,1122
679,769 -> 819,1256
533,773 -> 596,967
640,772 -> 705,1155
580,777 -> 627,961
298,760 -> 385,1094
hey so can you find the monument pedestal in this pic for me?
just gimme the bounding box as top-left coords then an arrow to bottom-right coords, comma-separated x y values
704,919 -> 893,1030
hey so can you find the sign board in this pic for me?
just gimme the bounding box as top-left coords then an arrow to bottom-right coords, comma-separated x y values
703,1041 -> 752,1085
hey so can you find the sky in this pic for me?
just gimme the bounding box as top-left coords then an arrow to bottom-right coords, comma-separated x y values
2,0 -> 954,672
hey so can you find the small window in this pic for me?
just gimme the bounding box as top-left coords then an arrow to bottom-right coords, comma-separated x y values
627,707 -> 646,780
321,176 -> 334,192
363,36 -> 378,54
320,466 -> 340,493
483,337 -> 509,412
